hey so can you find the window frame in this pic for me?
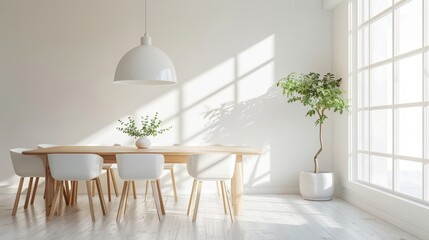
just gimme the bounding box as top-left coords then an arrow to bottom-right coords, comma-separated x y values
351,0 -> 429,205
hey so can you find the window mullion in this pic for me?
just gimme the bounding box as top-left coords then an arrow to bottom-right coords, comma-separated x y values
422,0 -> 427,201
392,0 -> 397,192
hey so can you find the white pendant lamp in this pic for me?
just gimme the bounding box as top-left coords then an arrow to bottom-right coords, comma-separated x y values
114,0 -> 176,85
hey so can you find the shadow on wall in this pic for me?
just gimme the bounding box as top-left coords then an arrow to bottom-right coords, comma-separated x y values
204,85 -> 280,145
203,85 -> 317,192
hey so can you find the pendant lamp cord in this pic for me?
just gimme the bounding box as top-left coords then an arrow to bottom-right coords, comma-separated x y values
145,0 -> 148,35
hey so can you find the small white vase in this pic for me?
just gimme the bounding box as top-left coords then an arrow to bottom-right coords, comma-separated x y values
135,137 -> 151,149
299,171 -> 334,201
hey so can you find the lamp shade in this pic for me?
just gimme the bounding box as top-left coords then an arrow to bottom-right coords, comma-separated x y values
114,37 -> 176,85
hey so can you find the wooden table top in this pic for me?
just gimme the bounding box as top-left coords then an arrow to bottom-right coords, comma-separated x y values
22,145 -> 263,156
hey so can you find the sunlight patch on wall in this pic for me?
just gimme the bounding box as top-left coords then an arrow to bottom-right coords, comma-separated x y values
182,59 -> 235,109
76,89 -> 180,146
237,35 -> 275,102
237,35 -> 275,77
237,61 -> 275,102
182,84 -> 235,144
244,146 -> 271,187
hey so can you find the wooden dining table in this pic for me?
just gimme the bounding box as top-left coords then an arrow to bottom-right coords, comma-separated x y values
22,145 -> 262,217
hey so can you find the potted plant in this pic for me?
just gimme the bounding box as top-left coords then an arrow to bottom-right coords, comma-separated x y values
117,112 -> 172,149
277,72 -> 348,200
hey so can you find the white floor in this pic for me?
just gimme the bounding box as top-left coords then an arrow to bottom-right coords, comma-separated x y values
0,193 -> 420,240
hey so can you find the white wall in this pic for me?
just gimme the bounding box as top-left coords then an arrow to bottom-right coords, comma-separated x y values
331,1 -> 429,239
0,0 -> 332,195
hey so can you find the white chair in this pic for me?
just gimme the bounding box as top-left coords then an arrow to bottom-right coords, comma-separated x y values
9,148 -> 45,216
187,154 -> 236,222
37,144 -> 72,205
47,154 -> 107,221
133,144 -> 178,202
116,154 -> 165,222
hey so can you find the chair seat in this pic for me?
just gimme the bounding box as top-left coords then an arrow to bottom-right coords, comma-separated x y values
116,154 -> 164,180
187,154 -> 235,180
48,154 -> 103,181
10,148 -> 45,177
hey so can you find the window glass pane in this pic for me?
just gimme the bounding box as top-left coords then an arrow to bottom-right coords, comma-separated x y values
395,0 -> 422,55
396,107 -> 422,158
370,13 -> 392,63
426,164 -> 429,201
371,0 -> 392,18
397,159 -> 422,199
370,155 -> 393,189
358,27 -> 369,68
370,62 -> 392,106
396,54 -> 422,104
424,107 -> 429,159
358,154 -> 370,182
358,0 -> 370,25
426,52 -> 429,101
426,0 -> 429,46
370,109 -> 393,154
358,111 -> 370,151
358,70 -> 369,108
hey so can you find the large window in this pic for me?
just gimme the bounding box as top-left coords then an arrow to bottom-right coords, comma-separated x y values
353,0 -> 429,204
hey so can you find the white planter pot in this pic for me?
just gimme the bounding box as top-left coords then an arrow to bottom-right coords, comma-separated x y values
135,137 -> 151,149
299,171 -> 334,201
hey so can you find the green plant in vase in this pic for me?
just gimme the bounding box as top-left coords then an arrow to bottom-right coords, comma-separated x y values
277,72 -> 348,200
117,112 -> 172,149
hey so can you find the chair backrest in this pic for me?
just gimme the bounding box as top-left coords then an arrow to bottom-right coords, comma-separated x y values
48,154 -> 103,181
10,148 -> 45,177
187,154 -> 236,180
116,154 -> 164,180
37,144 -> 58,149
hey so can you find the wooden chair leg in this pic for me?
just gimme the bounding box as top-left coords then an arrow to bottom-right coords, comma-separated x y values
62,182 -> 70,206
187,179 -> 197,216
30,177 -> 40,205
92,181 -> 96,197
86,180 -> 95,221
220,180 -> 228,214
106,168 -> 111,202
144,181 -> 149,201
192,181 -> 203,222
58,181 -> 64,216
110,168 -> 119,197
69,181 -> 75,206
151,181 -> 163,222
70,181 -> 77,206
24,177 -> 33,209
116,181 -> 128,222
12,177 -> 24,216
156,179 -> 165,215
48,181 -> 62,221
132,181 -> 137,199
124,181 -> 131,214
222,181 -> 234,222
73,181 -> 79,205
95,177 -> 107,215
170,168 -> 178,202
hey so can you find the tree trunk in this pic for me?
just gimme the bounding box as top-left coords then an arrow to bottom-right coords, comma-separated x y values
313,121 -> 323,173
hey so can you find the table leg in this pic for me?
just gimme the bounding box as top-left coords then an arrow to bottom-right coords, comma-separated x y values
231,155 -> 243,216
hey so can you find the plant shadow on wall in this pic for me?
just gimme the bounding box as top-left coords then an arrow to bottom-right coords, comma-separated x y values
202,85 -> 317,191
